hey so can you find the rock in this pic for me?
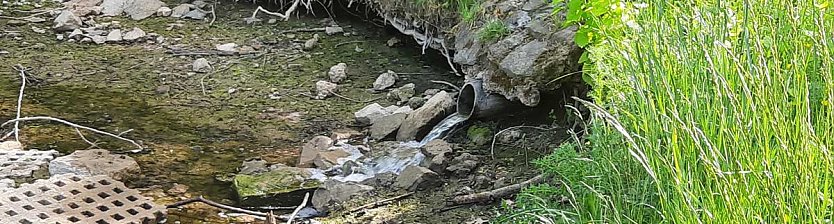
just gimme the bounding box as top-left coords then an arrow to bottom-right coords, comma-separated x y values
243,17 -> 262,25
106,29 -> 122,42
239,159 -> 268,175
68,29 -> 84,39
393,106 -> 413,114
216,43 -> 238,52
64,0 -> 102,8
373,70 -> 397,91
0,141 -> 23,151
23,17 -> 47,23
423,88 -> 440,97
388,83 -> 415,103
328,63 -> 348,83
497,129 -> 522,144
500,40 -> 549,77
156,6 -> 172,16
192,58 -> 212,73
303,34 -> 319,50
170,4 -> 193,18
354,103 -> 389,126
446,153 -> 479,176
57,34 -> 65,41
233,167 -> 321,207
324,26 -> 343,35
70,6 -> 103,17
359,172 -> 397,187
100,0 -> 126,16
183,9 -> 207,20
407,97 -> 426,109
192,0 -> 208,8
383,105 -> 400,114
91,35 -> 106,44
394,165 -> 440,190
312,147 -> 351,170
53,10 -> 82,32
369,113 -> 407,140
311,180 -> 373,213
386,37 -> 400,47
330,128 -> 362,143
267,18 -> 278,24
421,139 -> 453,173
123,0 -> 165,20
396,91 -> 455,141
298,136 -> 333,168
314,80 -> 338,99
167,183 -> 189,194
48,149 -> 140,181
122,27 -> 146,41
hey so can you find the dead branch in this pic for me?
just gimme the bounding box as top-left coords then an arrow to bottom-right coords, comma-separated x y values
349,192 -> 413,213
451,174 -> 546,205
277,27 -> 327,34
286,192 -> 310,224
74,128 -> 99,149
250,0 -> 301,22
167,195 -> 267,217
209,3 -> 217,27
429,80 -> 460,91
0,116 -> 144,151
490,125 -> 558,159
439,41 -> 461,76
12,65 -> 26,141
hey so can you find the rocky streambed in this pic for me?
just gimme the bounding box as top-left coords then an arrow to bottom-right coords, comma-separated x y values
0,0 -> 577,223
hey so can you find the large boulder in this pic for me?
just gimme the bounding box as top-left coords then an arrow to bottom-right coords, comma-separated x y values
48,149 -> 140,181
233,166 -> 321,207
394,165 -> 440,190
369,113 -> 407,140
396,91 -> 455,141
298,136 -> 333,168
311,180 -> 373,213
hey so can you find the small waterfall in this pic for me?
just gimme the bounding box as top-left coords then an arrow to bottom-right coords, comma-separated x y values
402,113 -> 469,148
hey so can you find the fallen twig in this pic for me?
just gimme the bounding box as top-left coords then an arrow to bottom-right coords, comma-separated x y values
250,0 -> 301,22
12,65 -> 26,141
490,125 -> 558,159
335,41 -> 364,47
286,192 -> 310,224
430,80 -> 460,91
167,195 -> 267,217
0,116 -> 144,151
209,3 -> 217,27
75,128 -> 99,149
451,174 -> 546,205
349,192 -> 413,213
277,27 -> 327,34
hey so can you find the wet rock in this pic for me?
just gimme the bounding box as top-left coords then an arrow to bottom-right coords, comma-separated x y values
239,158 -> 268,175
407,97 -> 426,109
192,58 -> 212,73
216,42 -> 238,52
446,153 -> 479,176
53,10 -> 82,32
328,63 -> 348,83
48,149 -> 140,181
105,29 -> 123,42
123,0 -> 165,20
359,172 -> 397,187
31,26 -> 46,34
324,26 -> 344,35
394,165 -> 440,190
312,147 -> 351,170
0,141 -> 23,151
303,34 -> 320,50
369,113 -> 407,140
330,128 -> 362,143
156,6 -> 172,17
354,103 -> 389,126
183,9 -> 207,20
311,180 -> 373,213
298,136 -> 333,168
388,83 -> 415,103
233,167 -> 321,207
314,80 -> 338,99
373,70 -> 397,91
170,4 -> 193,18
396,91 -> 455,141
122,27 -> 146,41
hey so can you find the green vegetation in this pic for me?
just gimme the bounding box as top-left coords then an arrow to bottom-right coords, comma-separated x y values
456,0 -> 481,23
477,20 -> 510,41
466,125 -> 493,145
500,0 -> 833,223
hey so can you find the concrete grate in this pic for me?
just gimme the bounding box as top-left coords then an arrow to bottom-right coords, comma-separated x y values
0,174 -> 166,224
0,150 -> 58,178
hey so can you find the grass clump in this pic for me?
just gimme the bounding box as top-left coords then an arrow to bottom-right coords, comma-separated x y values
500,0 -> 834,223
456,0 -> 481,24
477,20 -> 510,41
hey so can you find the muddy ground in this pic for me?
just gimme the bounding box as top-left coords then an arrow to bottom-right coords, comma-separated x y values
0,0 -> 571,223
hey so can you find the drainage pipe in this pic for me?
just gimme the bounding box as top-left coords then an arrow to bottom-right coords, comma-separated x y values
456,80 -> 523,119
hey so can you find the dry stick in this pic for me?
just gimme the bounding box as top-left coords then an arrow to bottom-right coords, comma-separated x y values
167,195 -> 267,217
74,128 -> 99,148
451,174 -> 546,205
490,125 -> 558,160
277,27 -> 327,34
12,65 -> 26,142
286,192 -> 310,224
349,192 -> 414,213
430,80 -> 460,92
0,117 -> 143,151
250,0 -> 301,21
439,41 -> 461,76
209,3 -> 217,27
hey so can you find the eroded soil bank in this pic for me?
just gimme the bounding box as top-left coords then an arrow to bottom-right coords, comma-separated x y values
1,0 -> 573,223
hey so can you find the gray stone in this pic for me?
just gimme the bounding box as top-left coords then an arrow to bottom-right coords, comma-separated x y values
53,10 -> 82,32
396,91 -> 455,141
100,0 -> 127,16
233,167 -> 321,207
192,58 -> 212,73
446,153 -> 479,176
369,113 -> 407,140
373,70 -> 398,91
423,88 -> 440,97
328,63 -> 348,83
500,40 -> 549,77
91,35 -> 106,44
298,136 -> 333,168
122,27 -> 146,41
388,83 -> 415,103
49,149 -> 140,181
68,29 -> 84,40
243,17 -> 262,25
487,32 -> 527,63
183,9 -> 207,20
394,165 -> 440,190
0,141 -> 22,151
324,26 -> 344,35
359,172 -> 397,187
393,105 -> 413,114
314,80 -> 338,99
156,6 -> 172,17
497,129 -> 522,144
215,43 -> 238,52
192,0 -> 208,8
522,0 -> 547,11
105,29 -> 122,42
170,4 -> 193,18
64,0 -> 102,7
354,103 -> 389,126
123,0 -> 165,20
421,139 -> 453,173
239,159 -> 268,175
311,180 -> 373,213
312,146 -> 351,170
407,97 -> 426,109
303,34 -> 319,50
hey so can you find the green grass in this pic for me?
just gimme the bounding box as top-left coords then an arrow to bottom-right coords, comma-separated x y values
477,20 -> 510,41
456,0 -> 481,24
500,0 -> 833,223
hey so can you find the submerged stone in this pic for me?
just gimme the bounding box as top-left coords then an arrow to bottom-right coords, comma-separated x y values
233,167 -> 321,207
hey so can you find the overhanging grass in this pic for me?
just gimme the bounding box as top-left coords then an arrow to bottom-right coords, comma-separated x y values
500,0 -> 833,223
